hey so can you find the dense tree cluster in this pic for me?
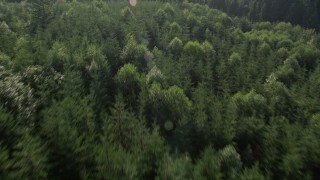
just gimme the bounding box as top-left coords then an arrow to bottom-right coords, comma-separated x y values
187,0 -> 320,31
1,0 -> 320,179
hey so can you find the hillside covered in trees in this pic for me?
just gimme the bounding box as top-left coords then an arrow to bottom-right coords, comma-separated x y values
1,0 -> 320,179
188,0 -> 320,30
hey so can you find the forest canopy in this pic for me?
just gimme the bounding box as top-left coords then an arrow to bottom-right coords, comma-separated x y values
0,0 -> 320,179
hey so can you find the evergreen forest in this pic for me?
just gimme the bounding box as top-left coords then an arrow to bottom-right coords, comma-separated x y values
1,0 -> 320,179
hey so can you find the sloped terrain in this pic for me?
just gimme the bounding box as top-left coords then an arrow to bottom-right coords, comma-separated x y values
0,0 -> 320,179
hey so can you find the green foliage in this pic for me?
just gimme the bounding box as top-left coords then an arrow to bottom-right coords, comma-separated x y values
232,90 -> 268,118
96,98 -> 144,179
168,37 -> 183,58
183,41 -> 205,59
121,6 -> 134,21
103,94 -> 147,151
193,146 -> 222,180
21,65 -> 63,108
189,0 -> 320,31
0,51 -> 11,67
258,42 -> 272,57
218,145 -> 243,179
169,22 -> 182,35
155,8 -> 168,25
164,85 -> 192,117
146,83 -> 192,152
202,41 -> 215,59
156,154 -> 193,180
0,145 -> 11,179
30,0 -> 55,31
115,63 -> 141,106
192,85 -> 235,151
228,52 -> 241,65
47,41 -> 70,72
146,66 -> 166,86
0,0 -> 320,179
0,21 -> 16,56
136,128 -> 168,179
240,164 -> 267,180
121,35 -> 149,70
10,133 -> 49,180
263,74 -> 303,122
163,3 -> 175,16
0,107 -> 23,162
86,45 -> 112,116
274,56 -> 301,86
95,142 -> 138,179
277,39 -> 294,49
12,36 -> 35,71
41,97 -> 95,179
294,45 -> 320,72
0,67 -> 37,125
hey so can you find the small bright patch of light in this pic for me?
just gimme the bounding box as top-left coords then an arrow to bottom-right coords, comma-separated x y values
164,121 -> 174,131
129,0 -> 137,7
